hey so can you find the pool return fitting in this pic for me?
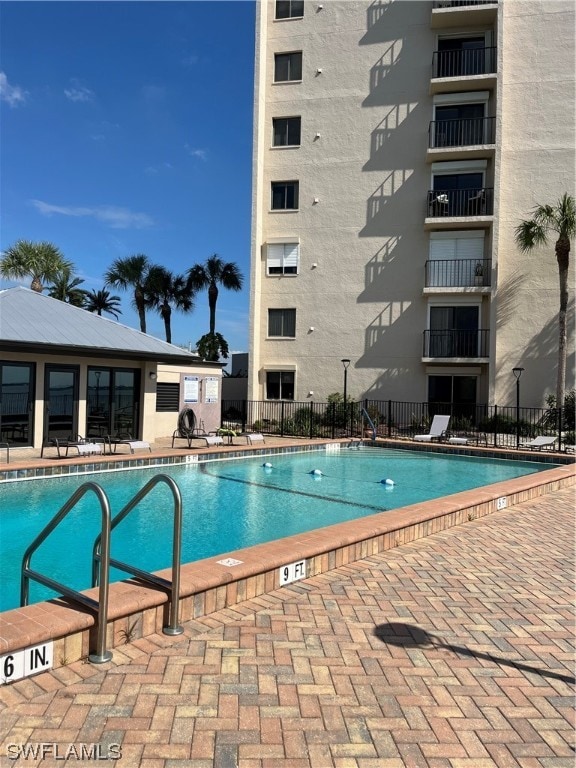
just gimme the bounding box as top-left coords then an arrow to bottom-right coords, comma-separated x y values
20,474 -> 183,665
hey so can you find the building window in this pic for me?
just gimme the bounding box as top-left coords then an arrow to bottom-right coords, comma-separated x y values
273,117 -> 301,147
156,382 -> 180,412
267,242 -> 300,275
266,371 -> 295,400
428,375 -> 478,421
271,181 -> 299,210
275,0 -> 304,19
0,361 -> 35,446
268,308 -> 296,337
274,51 -> 302,82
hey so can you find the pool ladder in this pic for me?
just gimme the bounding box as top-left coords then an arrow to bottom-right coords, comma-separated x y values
20,474 -> 183,664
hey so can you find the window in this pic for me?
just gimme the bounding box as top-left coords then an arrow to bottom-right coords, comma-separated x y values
271,181 -> 299,210
273,117 -> 301,147
429,305 -> 480,357
434,103 -> 485,147
428,375 -> 478,421
428,231 -> 484,286
156,382 -> 180,412
0,361 -> 35,446
274,51 -> 302,82
268,308 -> 296,337
266,371 -> 295,400
267,242 -> 300,275
275,0 -> 304,19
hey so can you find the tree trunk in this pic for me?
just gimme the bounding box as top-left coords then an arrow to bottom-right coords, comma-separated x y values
162,304 -> 172,344
556,236 -> 570,410
135,287 -> 146,334
208,283 -> 218,335
31,276 -> 43,293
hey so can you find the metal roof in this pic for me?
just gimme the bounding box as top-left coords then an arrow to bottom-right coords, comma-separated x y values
0,287 -> 204,363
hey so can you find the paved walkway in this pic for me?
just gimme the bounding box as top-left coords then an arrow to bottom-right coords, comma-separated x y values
1,487 -> 574,768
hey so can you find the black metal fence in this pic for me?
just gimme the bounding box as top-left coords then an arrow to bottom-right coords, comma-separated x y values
221,399 -> 574,451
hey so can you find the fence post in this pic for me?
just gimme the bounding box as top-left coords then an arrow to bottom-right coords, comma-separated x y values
387,400 -> 392,437
331,402 -> 336,440
280,401 -> 285,437
242,399 -> 247,433
493,404 -> 498,448
309,401 -> 314,439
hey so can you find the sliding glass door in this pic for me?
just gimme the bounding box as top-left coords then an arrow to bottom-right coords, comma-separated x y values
0,362 -> 35,446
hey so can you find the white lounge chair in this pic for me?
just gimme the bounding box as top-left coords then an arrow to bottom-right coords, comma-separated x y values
197,434 -> 224,448
413,415 -> 451,442
520,435 -> 558,451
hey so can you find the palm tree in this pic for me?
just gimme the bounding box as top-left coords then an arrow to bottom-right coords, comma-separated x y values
0,239 -> 73,292
85,288 -> 123,319
515,192 -> 576,408
145,266 -> 194,344
46,269 -> 88,307
186,254 -> 243,336
104,254 -> 150,333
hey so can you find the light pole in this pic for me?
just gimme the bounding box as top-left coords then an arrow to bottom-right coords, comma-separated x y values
512,367 -> 524,449
341,359 -> 350,435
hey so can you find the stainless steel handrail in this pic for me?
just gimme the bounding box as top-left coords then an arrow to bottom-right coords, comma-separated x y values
92,474 -> 184,636
21,482 -> 113,664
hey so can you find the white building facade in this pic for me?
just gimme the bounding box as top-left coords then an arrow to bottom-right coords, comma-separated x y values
248,0 -> 575,409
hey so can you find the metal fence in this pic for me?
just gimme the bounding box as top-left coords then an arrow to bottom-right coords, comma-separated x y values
221,398 -> 574,451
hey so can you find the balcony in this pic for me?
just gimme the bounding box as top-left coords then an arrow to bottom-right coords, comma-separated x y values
425,258 -> 491,291
423,329 -> 490,360
430,47 -> 497,94
426,187 -> 493,227
427,116 -> 495,161
431,1 -> 498,30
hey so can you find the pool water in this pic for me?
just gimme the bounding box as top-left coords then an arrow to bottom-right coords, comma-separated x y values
0,447 -> 555,611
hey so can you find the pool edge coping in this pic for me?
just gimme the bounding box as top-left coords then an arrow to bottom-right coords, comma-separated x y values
1,455 -> 574,676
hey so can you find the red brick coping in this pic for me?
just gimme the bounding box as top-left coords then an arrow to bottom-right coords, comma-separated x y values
0,447 -> 574,672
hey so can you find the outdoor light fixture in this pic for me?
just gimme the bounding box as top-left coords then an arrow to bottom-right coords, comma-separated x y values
342,359 -> 351,436
512,367 -> 525,449
149,371 -> 157,380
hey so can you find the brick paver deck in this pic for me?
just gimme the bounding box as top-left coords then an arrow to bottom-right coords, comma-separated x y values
1,487 -> 574,768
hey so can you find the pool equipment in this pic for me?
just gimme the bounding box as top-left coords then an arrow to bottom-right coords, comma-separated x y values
262,462 -> 273,468
310,469 -> 323,476
381,478 -> 395,486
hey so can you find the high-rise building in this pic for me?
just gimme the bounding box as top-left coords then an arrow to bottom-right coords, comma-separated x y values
248,0 -> 575,410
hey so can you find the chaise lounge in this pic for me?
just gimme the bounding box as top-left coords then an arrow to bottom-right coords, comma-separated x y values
520,435 -> 558,451
413,415 -> 451,443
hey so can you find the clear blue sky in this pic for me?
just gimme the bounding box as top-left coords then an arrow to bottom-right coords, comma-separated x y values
0,0 -> 255,354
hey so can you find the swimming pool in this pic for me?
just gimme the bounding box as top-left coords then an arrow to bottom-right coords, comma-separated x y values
0,446 -> 556,612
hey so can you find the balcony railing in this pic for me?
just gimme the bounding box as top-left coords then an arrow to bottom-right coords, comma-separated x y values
433,0 -> 497,7
428,116 -> 495,148
425,258 -> 491,288
427,187 -> 494,217
423,329 -> 490,358
432,46 -> 496,78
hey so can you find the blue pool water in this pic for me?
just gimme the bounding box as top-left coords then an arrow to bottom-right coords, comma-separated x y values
0,447 -> 555,611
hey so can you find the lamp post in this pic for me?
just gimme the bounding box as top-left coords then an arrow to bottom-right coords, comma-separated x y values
512,367 -> 524,449
341,359 -> 350,436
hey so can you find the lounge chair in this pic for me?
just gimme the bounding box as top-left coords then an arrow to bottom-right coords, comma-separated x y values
196,434 -> 224,448
520,435 -> 558,451
41,435 -> 104,459
172,407 -> 197,448
413,415 -> 451,442
234,432 -> 265,445
109,433 -> 152,454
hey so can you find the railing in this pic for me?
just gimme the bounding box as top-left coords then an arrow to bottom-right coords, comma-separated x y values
429,116 -> 495,148
222,398 -> 573,451
92,474 -> 184,636
423,329 -> 490,357
21,482 -> 113,664
425,258 -> 491,287
432,46 -> 496,78
427,187 -> 494,217
433,0 -> 497,7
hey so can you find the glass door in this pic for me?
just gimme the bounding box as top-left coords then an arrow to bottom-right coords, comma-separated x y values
0,362 -> 35,446
44,365 -> 79,441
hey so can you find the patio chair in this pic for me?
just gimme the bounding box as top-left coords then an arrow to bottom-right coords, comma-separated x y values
41,435 -> 104,459
413,415 -> 451,442
109,433 -> 152,455
234,432 -> 266,446
196,434 -> 225,448
520,435 -> 558,451
171,407 -> 197,448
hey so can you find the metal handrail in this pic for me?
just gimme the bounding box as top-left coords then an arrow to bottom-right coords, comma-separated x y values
362,408 -> 377,440
21,482 -> 112,664
92,474 -> 183,636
